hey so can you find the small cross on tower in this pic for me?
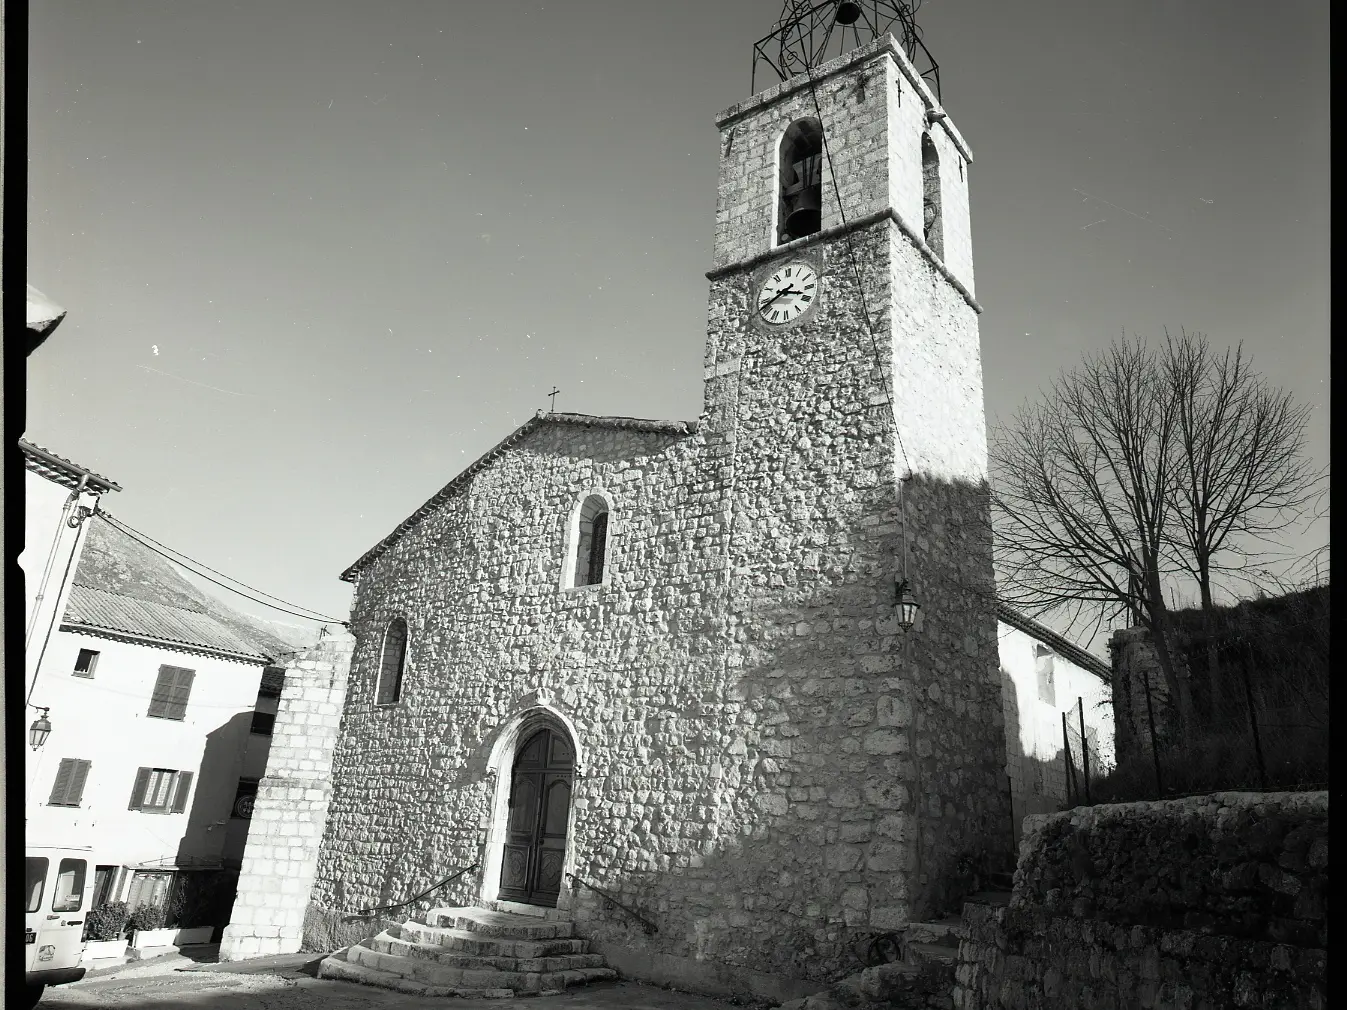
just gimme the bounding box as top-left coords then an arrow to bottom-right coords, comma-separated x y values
548,386 -> 561,412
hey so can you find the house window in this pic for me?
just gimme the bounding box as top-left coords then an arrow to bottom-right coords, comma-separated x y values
147,665 -> 195,720
52,858 -> 87,912
128,767 -> 194,813
778,118 -> 824,244
921,132 -> 943,259
573,495 -> 610,588
73,648 -> 100,678
1035,645 -> 1056,706
250,711 -> 276,735
232,778 -> 260,819
376,617 -> 408,705
48,758 -> 92,807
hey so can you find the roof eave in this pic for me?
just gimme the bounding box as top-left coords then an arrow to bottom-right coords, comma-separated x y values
61,622 -> 273,665
20,439 -> 123,493
995,602 -> 1112,681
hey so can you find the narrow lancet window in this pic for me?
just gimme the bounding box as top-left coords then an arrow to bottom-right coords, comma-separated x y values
778,119 -> 824,244
574,495 -> 609,588
921,132 -> 944,259
376,617 -> 408,705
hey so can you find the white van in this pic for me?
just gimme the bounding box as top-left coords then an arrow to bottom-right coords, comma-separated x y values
23,844 -> 96,1009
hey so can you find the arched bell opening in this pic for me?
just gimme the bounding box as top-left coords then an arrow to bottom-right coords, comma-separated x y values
479,709 -> 580,909
777,118 -> 825,245
921,131 -> 944,260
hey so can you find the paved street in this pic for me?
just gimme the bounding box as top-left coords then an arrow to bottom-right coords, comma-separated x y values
43,961 -> 758,1010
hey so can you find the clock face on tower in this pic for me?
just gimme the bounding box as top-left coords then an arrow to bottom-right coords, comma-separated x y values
756,262 -> 818,325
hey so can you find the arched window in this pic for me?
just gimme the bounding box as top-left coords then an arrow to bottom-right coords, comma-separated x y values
921,132 -> 944,259
375,617 -> 408,705
778,118 -> 824,245
573,495 -> 609,588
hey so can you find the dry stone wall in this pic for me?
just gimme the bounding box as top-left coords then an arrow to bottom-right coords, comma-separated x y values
953,792 -> 1328,1009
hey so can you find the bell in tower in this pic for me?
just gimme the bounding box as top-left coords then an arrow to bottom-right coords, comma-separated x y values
778,119 -> 824,243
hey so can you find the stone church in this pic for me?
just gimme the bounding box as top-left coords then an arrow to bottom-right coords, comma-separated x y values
222,24 -> 1113,1003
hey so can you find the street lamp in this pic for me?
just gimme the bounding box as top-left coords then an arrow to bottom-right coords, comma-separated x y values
29,707 -> 52,750
894,579 -> 920,631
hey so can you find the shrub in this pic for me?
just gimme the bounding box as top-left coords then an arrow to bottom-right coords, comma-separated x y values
84,902 -> 130,942
128,902 -> 166,932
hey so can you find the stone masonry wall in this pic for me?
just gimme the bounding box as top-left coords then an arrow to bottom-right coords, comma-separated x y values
956,901 -> 1326,1010
1013,792 -> 1328,946
953,792 -> 1328,1009
220,628 -> 353,961
712,36 -> 975,299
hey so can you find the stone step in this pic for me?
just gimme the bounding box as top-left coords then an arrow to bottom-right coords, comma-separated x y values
904,941 -> 959,968
316,947 -> 514,999
904,915 -> 966,946
427,904 -> 576,940
481,898 -> 573,921
963,889 -> 1012,908
987,870 -> 1015,889
394,920 -> 589,959
350,935 -> 616,994
372,929 -> 606,974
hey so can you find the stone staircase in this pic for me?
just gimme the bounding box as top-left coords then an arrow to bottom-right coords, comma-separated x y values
317,904 -> 617,998
780,880 -> 1017,1010
903,872 -> 1015,971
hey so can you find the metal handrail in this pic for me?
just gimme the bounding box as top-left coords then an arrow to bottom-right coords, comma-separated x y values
344,862 -> 480,921
566,873 -> 658,934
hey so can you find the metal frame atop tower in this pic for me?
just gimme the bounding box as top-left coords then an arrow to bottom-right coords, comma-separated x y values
751,0 -> 941,101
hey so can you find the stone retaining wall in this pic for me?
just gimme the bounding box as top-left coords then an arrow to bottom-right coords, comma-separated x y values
1013,791 -> 1327,947
956,901 -> 1325,1010
953,792 -> 1328,1009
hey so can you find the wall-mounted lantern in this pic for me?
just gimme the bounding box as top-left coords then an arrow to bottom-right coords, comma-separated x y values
894,579 -> 920,631
29,707 -> 52,750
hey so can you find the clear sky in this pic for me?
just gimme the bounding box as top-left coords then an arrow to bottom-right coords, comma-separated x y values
28,1 -> 1330,639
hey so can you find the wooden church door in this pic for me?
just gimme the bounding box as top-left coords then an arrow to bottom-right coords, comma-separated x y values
498,727 -> 573,906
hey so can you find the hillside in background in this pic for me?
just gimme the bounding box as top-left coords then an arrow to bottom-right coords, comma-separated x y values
72,517 -> 322,659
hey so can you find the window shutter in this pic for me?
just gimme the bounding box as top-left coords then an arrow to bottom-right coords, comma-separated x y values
148,668 -> 174,718
49,759 -> 75,806
167,668 -> 195,720
129,767 -> 152,810
68,760 -> 91,806
170,771 -> 194,813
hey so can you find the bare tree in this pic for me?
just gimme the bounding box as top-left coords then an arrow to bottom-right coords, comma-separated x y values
1161,329 -> 1323,711
991,330 -> 1324,738
1162,329 -> 1322,608
990,336 -> 1193,729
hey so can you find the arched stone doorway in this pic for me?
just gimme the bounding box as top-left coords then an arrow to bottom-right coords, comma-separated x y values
498,726 -> 574,906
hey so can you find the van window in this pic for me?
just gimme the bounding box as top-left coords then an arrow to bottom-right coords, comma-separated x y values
52,858 -> 87,912
26,857 -> 49,912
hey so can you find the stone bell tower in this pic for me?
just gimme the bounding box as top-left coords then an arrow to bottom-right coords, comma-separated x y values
698,14 -> 1013,929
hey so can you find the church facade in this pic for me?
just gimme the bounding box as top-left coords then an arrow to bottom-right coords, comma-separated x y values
232,34 -> 1107,993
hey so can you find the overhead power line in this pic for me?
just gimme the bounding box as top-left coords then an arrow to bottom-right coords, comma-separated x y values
94,511 -> 347,625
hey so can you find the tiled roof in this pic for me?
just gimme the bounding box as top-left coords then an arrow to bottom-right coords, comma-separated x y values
21,440 -> 122,494
340,410 -> 700,582
996,602 -> 1112,681
62,584 -> 273,662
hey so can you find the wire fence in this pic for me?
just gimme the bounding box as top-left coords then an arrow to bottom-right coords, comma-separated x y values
1068,599 -> 1329,806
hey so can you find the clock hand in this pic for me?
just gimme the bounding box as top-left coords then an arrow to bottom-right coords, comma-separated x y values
759,286 -> 802,310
